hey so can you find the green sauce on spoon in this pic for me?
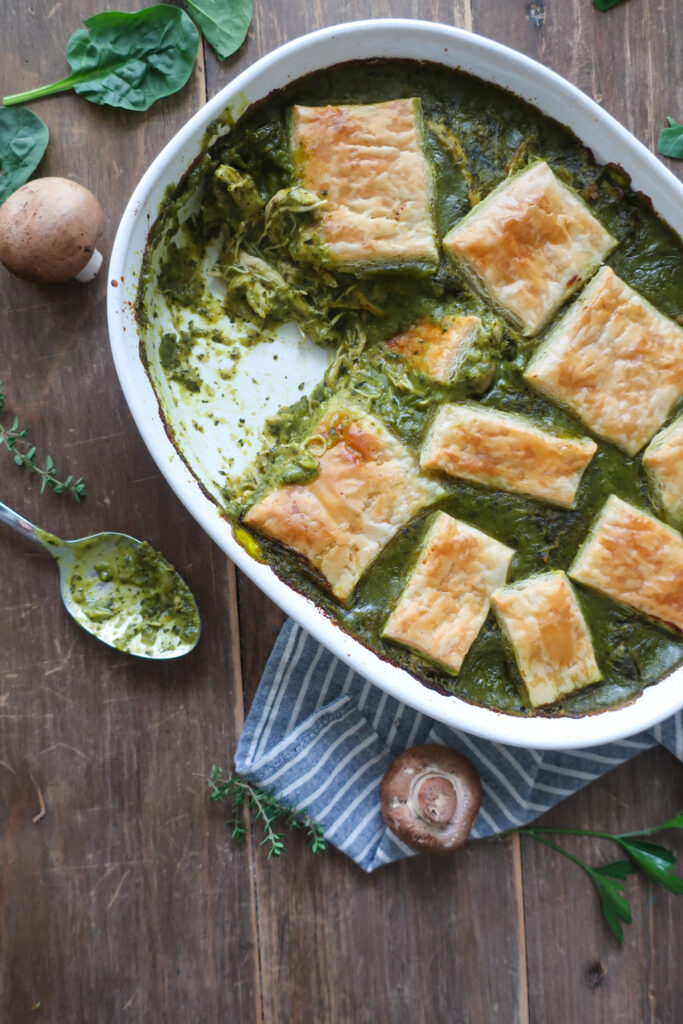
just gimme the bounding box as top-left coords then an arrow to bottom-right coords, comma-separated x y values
0,500 -> 200,659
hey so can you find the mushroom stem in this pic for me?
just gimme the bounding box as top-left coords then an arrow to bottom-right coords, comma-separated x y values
75,248 -> 103,283
417,775 -> 458,825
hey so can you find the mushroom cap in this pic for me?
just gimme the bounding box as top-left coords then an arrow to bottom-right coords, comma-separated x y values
0,177 -> 105,283
380,743 -> 482,854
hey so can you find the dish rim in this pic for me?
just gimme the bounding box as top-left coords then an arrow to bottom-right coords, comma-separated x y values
107,18 -> 683,750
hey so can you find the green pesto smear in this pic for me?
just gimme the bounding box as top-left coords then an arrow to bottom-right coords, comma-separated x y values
52,532 -> 200,658
137,59 -> 683,715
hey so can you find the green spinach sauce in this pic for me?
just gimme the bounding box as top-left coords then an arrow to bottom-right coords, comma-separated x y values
64,536 -> 200,656
137,59 -> 683,716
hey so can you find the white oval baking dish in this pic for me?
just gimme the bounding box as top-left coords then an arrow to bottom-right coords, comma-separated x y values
107,19 -> 683,749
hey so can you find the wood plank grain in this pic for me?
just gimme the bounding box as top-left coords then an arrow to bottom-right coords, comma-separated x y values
472,0 -> 683,184
517,747 -> 683,1023
0,3 -> 260,1022
237,829 -> 524,1024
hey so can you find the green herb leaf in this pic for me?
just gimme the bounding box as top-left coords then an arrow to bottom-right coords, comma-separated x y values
184,0 -> 252,61
649,811 -> 683,832
593,859 -> 636,880
593,0 -> 626,10
0,380 -> 86,501
0,108 -> 49,205
3,6 -> 200,112
585,867 -> 633,943
658,118 -> 683,160
518,831 -> 635,943
207,765 -> 327,858
618,839 -> 683,894
515,809 -> 683,943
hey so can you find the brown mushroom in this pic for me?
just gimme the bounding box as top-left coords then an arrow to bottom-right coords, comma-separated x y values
0,177 -> 105,284
380,743 -> 482,854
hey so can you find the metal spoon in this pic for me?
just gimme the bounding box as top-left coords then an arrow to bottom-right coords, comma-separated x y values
0,500 -> 201,659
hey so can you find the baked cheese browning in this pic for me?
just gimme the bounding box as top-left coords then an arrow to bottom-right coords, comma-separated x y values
383,512 -> 514,673
643,413 -> 683,522
525,267 -> 683,454
491,572 -> 601,708
243,405 -> 444,603
569,495 -> 683,633
385,315 -> 483,383
290,99 -> 438,270
442,161 -> 616,336
420,403 -> 597,507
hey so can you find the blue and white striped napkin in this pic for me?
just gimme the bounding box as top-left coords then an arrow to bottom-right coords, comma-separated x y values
235,619 -> 683,872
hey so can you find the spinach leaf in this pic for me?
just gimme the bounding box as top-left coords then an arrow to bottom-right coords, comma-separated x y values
0,108 -> 48,205
593,0 -> 626,10
184,0 -> 252,60
3,6 -> 199,112
658,117 -> 683,160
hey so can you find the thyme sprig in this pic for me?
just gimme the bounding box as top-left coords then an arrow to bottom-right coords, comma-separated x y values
0,381 -> 86,501
207,765 -> 327,858
510,811 -> 683,942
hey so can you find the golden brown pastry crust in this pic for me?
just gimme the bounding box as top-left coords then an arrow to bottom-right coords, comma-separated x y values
243,405 -> 444,602
525,267 -> 683,455
385,315 -> 483,383
491,571 -> 601,708
569,495 -> 683,632
420,403 -> 597,507
642,414 -> 683,522
443,162 -> 616,335
383,512 -> 514,673
291,99 -> 438,270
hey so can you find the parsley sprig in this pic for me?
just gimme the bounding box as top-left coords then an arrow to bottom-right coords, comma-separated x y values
207,765 -> 327,858
512,811 -> 683,942
0,381 -> 86,501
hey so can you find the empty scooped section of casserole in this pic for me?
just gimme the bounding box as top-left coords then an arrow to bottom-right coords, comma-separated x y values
290,98 -> 439,272
643,413 -> 683,523
525,266 -> 683,455
491,571 -> 601,708
443,161 -> 616,336
569,495 -> 683,633
420,403 -> 597,507
243,403 -> 445,602
383,512 -> 514,674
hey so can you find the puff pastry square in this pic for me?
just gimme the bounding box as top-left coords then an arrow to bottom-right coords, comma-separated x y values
443,161 -> 616,335
643,413 -> 683,522
420,403 -> 597,507
385,315 -> 484,384
491,571 -> 601,708
383,512 -> 514,673
291,99 -> 438,271
569,495 -> 683,632
243,404 -> 444,602
525,267 -> 683,454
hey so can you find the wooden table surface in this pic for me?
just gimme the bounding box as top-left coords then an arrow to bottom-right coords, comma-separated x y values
1,1 -> 682,1021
